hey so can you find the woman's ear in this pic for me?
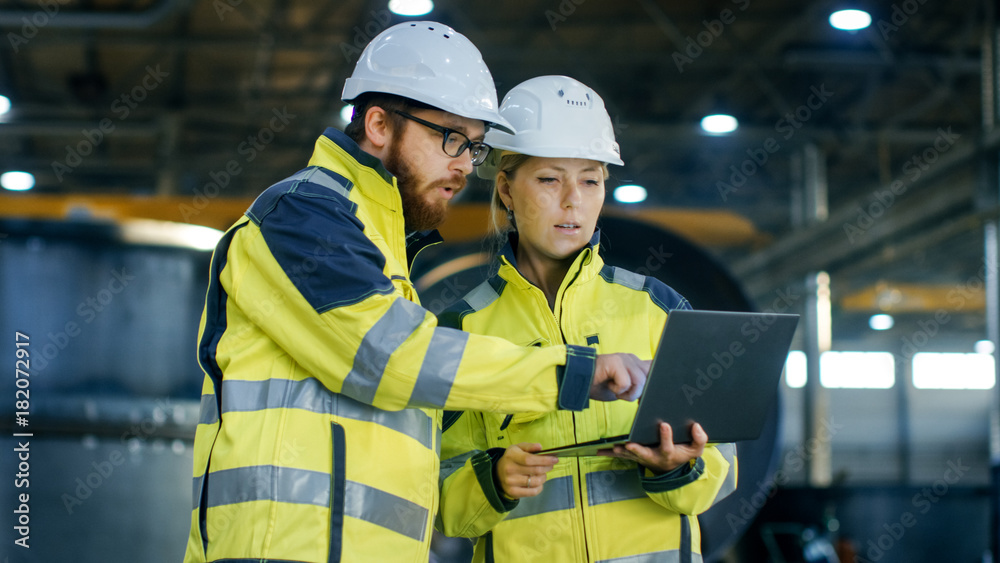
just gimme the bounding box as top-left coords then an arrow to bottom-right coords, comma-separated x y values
496,172 -> 514,211
364,106 -> 392,150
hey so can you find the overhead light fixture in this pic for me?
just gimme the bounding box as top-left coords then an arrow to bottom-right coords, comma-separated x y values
1,171 -> 35,191
388,0 -> 433,16
121,219 -> 225,251
868,313 -> 894,330
614,184 -> 647,204
700,114 -> 738,135
0,95 -> 10,116
340,104 -> 354,125
829,9 -> 871,31
975,340 -> 996,355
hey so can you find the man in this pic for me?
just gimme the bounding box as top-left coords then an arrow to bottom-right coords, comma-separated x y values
184,21 -> 649,562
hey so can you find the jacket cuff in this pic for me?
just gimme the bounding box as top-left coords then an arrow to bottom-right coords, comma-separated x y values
641,457 -> 706,493
556,345 -> 597,411
471,448 -> 519,513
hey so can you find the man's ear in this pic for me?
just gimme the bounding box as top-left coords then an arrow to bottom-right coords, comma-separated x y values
364,106 -> 393,150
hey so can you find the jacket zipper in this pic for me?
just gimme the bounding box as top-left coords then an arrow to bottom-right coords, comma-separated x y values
553,270 -> 591,561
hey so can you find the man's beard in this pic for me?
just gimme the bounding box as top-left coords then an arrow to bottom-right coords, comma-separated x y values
384,141 -> 465,232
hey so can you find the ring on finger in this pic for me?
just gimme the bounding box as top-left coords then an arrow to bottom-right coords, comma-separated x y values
526,475 -> 532,487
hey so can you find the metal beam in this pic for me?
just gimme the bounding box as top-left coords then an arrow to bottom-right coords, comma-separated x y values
0,0 -> 190,29
732,127 -> 1000,298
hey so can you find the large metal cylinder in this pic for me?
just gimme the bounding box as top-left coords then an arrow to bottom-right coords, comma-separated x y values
0,218 -> 208,563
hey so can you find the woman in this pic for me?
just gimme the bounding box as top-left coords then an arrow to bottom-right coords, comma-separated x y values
436,76 -> 738,562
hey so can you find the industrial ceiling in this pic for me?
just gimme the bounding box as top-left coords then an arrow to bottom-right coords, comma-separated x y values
0,0 -> 993,344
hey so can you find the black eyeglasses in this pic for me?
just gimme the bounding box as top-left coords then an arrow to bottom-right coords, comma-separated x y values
393,110 -> 492,166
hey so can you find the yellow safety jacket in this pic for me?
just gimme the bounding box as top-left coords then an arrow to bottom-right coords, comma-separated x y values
437,233 -> 738,563
183,129 -> 600,563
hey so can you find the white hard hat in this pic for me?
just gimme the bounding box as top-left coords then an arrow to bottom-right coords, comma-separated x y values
485,75 -> 624,166
342,21 -> 514,134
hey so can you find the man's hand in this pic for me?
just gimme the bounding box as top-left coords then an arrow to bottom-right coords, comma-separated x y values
589,353 -> 650,401
495,443 -> 559,499
600,422 -> 708,474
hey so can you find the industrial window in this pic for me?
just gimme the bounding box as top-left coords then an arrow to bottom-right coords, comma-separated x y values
783,351 -> 895,388
785,350 -> 807,388
912,352 -> 996,389
822,351 -> 894,388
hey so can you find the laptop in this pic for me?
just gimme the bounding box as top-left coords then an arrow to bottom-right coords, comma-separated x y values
540,309 -> 799,457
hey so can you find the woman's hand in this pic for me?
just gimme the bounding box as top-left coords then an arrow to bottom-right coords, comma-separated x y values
600,422 -> 708,474
495,443 -> 559,499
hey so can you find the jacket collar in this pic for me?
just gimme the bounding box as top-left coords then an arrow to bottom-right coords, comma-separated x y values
307,128 -> 399,212
498,229 -> 604,290
308,128 -> 445,267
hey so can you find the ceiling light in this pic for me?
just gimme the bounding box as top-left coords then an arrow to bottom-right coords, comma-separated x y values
614,184 -> 647,204
1,171 -> 35,191
868,313 -> 894,330
700,114 -> 738,135
829,9 -> 871,31
975,340 -> 995,355
388,0 -> 433,16
340,104 -> 354,124
121,219 -> 224,251
0,95 -> 10,116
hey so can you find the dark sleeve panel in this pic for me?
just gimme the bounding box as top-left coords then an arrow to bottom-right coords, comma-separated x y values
254,184 -> 394,313
641,457 -> 706,493
643,277 -> 692,313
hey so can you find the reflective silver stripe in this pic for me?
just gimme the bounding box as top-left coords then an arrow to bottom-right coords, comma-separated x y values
222,377 -> 332,414
199,393 -> 219,425
344,480 -> 428,542
464,280 -> 500,312
409,328 -> 468,408
507,475 -> 575,520
612,267 -> 645,291
439,451 -> 478,485
597,551 -> 681,563
342,298 -> 427,404
205,465 -> 331,508
586,468 -> 645,506
201,468 -> 429,542
192,473 -> 204,510
712,443 -> 738,506
220,378 -> 434,450
302,167 -> 352,199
